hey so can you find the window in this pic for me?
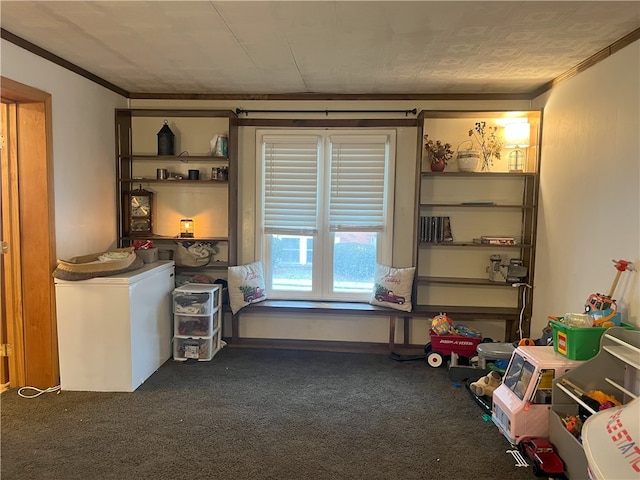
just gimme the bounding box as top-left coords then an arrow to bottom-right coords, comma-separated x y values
256,130 -> 396,301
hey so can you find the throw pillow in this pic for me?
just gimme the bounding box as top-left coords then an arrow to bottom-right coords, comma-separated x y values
369,264 -> 415,312
228,261 -> 267,314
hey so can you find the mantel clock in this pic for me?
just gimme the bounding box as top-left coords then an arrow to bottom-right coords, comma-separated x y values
125,185 -> 154,237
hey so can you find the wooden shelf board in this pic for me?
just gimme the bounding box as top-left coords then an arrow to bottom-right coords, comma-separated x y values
418,241 -> 531,248
118,108 -> 236,118
120,178 -> 228,184
176,263 -> 229,269
413,304 -> 521,319
419,203 -> 535,209
121,235 -> 228,242
421,171 -> 537,177
120,154 -> 228,161
417,276 -> 516,287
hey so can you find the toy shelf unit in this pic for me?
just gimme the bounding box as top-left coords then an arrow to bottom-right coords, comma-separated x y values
492,346 -> 585,445
549,327 -> 640,480
173,283 -> 223,361
414,110 -> 542,342
115,109 -> 238,277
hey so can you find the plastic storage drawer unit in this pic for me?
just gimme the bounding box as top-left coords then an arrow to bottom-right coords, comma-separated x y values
173,284 -> 218,315
174,314 -> 215,336
173,335 -> 214,361
172,283 -> 223,362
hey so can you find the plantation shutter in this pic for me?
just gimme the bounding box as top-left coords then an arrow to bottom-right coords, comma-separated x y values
329,135 -> 388,232
262,135 -> 320,234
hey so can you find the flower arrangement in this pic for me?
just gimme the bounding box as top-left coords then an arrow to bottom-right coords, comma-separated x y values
423,135 -> 454,165
468,121 -> 503,171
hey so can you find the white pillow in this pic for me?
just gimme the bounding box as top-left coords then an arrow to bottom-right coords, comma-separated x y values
228,261 -> 267,314
369,264 -> 415,312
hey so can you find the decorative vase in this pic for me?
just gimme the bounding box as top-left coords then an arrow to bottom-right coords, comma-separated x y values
430,159 -> 446,172
457,150 -> 480,172
480,154 -> 493,172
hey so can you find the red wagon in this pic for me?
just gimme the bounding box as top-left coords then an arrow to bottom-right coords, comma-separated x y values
425,331 -> 482,367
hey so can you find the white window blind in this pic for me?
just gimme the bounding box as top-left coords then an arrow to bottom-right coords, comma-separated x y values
329,135 -> 388,232
262,135 -> 320,234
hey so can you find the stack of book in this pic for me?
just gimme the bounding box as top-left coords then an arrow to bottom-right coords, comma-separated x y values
418,216 -> 453,243
472,236 -> 517,245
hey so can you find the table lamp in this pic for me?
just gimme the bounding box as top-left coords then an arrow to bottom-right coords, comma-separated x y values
180,218 -> 194,238
505,123 -> 530,172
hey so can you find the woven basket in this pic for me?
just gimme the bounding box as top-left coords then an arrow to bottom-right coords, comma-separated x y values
53,247 -> 142,280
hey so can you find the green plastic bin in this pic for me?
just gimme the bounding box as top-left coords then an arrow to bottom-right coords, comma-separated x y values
550,319 -> 635,360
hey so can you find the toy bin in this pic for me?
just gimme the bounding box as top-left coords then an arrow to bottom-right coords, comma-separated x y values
550,319 -> 635,360
173,335 -> 214,361
476,342 -> 515,369
174,314 -> 215,336
173,283 -> 218,315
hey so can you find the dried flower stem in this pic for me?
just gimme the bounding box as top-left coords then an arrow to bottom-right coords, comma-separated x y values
468,122 -> 503,171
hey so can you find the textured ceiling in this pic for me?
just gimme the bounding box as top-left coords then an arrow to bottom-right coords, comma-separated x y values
1,1 -> 639,96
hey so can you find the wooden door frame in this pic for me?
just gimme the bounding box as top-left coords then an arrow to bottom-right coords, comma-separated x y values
1,101 -> 22,387
1,76 -> 58,388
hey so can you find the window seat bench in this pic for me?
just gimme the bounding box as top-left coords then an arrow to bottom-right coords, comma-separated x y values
225,300 -> 520,353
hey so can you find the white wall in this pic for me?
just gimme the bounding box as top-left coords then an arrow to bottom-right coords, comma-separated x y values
531,40 -> 640,334
1,40 -> 128,259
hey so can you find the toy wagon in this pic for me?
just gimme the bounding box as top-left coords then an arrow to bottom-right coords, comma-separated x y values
425,331 -> 482,367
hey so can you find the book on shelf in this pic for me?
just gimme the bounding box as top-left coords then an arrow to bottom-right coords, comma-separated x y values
418,215 -> 453,243
429,217 -> 436,242
473,236 -> 517,245
418,216 -> 428,243
442,217 -> 453,242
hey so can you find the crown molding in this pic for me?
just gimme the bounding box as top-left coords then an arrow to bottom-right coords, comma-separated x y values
531,27 -> 640,98
1,28 -> 129,98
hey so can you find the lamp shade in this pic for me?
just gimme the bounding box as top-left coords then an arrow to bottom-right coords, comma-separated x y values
504,123 -> 530,148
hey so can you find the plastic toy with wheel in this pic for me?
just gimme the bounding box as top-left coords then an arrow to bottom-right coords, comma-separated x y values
424,329 -> 483,368
584,259 -> 634,322
424,342 -> 445,367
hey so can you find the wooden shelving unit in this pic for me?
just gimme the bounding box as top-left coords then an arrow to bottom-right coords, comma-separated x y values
413,109 -> 543,342
115,108 -> 238,274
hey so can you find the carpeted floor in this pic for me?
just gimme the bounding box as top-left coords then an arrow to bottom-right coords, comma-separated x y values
1,347 -> 538,480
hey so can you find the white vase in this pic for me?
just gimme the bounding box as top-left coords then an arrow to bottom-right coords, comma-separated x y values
457,150 -> 480,172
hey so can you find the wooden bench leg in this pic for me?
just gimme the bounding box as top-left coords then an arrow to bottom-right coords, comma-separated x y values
403,316 -> 410,347
388,316 -> 396,352
232,313 -> 239,344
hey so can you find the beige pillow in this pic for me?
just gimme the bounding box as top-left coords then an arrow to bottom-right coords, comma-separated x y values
369,264 -> 415,312
228,261 -> 267,314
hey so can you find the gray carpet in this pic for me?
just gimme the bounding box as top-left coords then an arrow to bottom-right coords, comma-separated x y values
1,348 -> 536,479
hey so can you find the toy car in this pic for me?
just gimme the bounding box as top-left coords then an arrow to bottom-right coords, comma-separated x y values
374,290 -> 405,304
243,287 -> 264,302
519,436 -> 564,477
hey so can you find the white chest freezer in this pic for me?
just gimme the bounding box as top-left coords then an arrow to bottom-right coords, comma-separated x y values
54,260 -> 175,392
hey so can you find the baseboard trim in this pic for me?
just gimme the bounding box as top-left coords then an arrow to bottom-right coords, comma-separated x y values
223,337 -> 418,355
